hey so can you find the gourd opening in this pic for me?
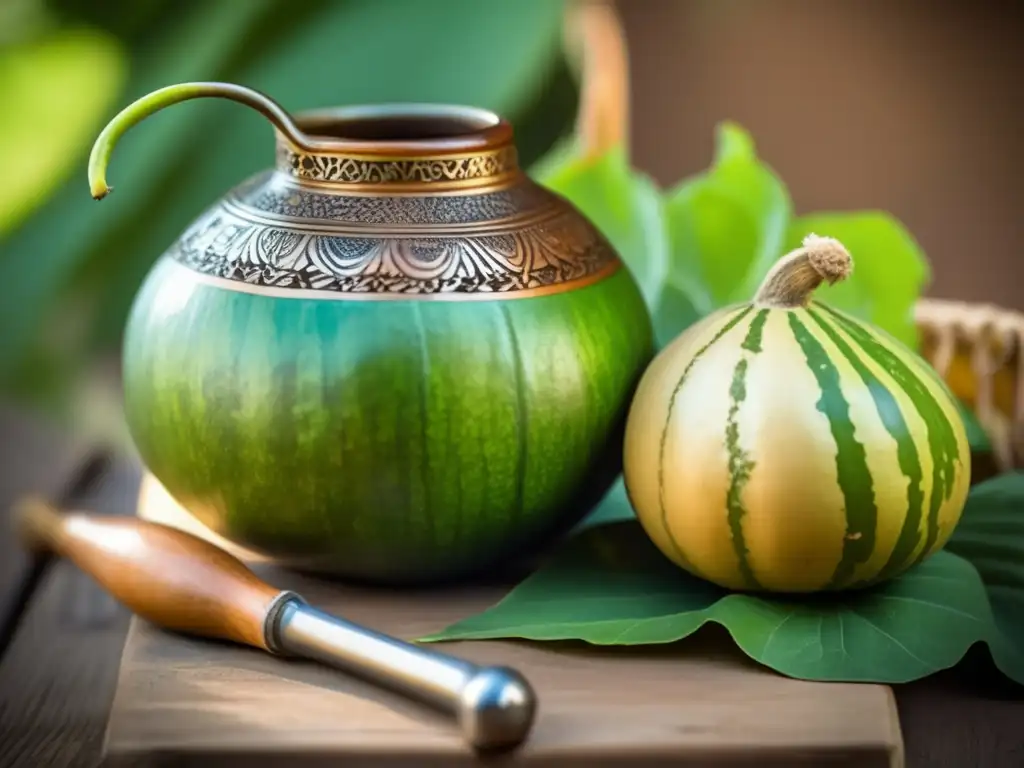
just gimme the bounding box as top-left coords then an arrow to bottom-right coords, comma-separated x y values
280,104 -> 518,189
292,104 -> 508,149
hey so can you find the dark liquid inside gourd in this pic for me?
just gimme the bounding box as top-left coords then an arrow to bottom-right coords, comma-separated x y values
304,114 -> 492,142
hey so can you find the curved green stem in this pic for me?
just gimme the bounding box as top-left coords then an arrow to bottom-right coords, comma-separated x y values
88,81 -> 315,200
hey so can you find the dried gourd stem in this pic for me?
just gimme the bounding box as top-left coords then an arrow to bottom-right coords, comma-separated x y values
753,234 -> 853,308
567,0 -> 630,159
88,82 -> 315,200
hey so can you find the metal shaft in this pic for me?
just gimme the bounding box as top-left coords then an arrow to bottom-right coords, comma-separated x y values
268,595 -> 537,752
12,500 -> 537,753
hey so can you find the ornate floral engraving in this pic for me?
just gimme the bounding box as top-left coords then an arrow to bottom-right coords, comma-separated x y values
234,171 -> 552,226
276,145 -> 518,186
166,196 -> 618,297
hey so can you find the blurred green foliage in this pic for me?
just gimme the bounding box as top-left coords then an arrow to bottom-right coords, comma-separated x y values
0,0 -> 934,450
0,0 -> 577,413
538,123 -> 930,352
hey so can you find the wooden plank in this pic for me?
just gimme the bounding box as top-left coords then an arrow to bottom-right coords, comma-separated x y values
0,404 -> 96,656
0,456 -> 142,768
103,474 -> 905,767
896,671 -> 1024,767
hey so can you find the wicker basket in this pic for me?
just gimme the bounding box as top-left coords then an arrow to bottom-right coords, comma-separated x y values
570,0 -> 1023,472
916,299 -> 1023,471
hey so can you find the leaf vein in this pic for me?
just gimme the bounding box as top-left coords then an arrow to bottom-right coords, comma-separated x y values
848,608 -> 935,670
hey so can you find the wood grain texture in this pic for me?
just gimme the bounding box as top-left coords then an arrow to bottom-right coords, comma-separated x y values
896,671 -> 1024,767
0,456 -> 141,768
15,501 -> 282,651
102,473 -> 905,767
0,405 -> 93,653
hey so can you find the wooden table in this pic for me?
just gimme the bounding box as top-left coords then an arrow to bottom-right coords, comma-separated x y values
94,474 -> 902,766
2,404 -> 1023,767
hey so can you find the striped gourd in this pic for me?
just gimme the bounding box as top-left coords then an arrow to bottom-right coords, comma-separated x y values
623,235 -> 972,593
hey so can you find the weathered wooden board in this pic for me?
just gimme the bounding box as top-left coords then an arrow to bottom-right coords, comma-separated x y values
0,405 -> 95,655
0,443 -> 141,768
100,473 -> 905,767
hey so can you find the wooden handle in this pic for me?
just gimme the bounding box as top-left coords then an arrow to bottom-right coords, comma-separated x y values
13,496 -> 284,651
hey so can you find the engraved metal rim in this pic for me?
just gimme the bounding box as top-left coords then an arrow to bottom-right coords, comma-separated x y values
165,258 -> 623,302
280,103 -> 513,157
274,146 -> 520,192
273,104 -> 517,192
219,193 -> 563,236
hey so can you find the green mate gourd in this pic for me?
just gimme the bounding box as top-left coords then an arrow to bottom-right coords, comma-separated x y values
623,235 -> 971,593
88,82 -> 654,584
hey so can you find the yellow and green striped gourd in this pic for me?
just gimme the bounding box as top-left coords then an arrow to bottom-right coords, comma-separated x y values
623,235 -> 971,593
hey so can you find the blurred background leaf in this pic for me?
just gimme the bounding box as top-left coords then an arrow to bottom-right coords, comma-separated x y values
0,27 -> 126,237
0,0 -> 1007,468
535,121 -> 932,354
664,122 -> 791,314
0,0 -> 577,420
538,147 -> 669,315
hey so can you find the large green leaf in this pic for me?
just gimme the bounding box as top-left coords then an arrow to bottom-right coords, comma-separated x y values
786,212 -> 929,350
946,472 -> 1024,680
422,476 -> 1024,687
0,0 -> 570,398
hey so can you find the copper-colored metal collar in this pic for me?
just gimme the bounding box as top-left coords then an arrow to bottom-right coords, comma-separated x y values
275,104 -> 520,192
